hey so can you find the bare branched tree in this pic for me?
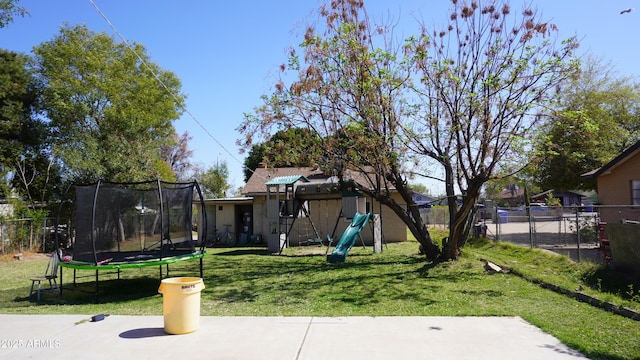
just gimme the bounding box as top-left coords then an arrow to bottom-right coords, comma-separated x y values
161,130 -> 194,180
404,1 -> 579,259
238,0 -> 579,261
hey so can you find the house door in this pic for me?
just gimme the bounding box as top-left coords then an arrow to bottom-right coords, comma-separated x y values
236,205 -> 253,245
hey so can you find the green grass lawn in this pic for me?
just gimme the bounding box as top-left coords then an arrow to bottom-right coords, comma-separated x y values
1,233 -> 639,359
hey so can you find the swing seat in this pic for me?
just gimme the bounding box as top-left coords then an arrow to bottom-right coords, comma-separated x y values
300,237 -> 323,246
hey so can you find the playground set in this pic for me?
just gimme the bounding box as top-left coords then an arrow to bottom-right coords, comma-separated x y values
264,175 -> 381,262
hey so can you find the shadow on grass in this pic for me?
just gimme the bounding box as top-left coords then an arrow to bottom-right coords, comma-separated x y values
201,252 -> 443,308
10,277 -> 162,305
417,261 -> 439,275
212,248 -> 270,256
582,266 -> 640,302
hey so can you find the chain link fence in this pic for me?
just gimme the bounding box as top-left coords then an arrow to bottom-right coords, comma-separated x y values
0,218 -> 68,254
421,205 -> 640,264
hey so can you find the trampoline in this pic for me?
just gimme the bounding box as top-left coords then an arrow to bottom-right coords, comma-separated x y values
56,179 -> 207,301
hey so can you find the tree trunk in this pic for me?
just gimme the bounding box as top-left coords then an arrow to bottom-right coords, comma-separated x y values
368,179 -> 440,261
398,202 -> 439,261
441,182 -> 481,261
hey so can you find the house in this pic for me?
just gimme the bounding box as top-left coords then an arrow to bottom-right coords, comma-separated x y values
241,165 -> 408,250
0,201 -> 13,218
496,187 -> 525,207
200,196 -> 254,244
0,200 -> 12,253
582,139 -> 640,223
582,140 -> 640,273
411,190 -> 436,209
530,190 -> 584,207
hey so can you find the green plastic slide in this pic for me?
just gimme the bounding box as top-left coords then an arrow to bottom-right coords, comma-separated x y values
327,212 -> 371,263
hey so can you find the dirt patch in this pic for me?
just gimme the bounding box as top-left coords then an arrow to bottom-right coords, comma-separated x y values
0,251 -> 48,263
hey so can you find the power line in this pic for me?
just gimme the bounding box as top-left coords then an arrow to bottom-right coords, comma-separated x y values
88,0 -> 254,178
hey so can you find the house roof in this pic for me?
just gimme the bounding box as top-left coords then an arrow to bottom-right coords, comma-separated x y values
242,167 -> 324,196
242,166 -> 395,196
531,190 -> 584,199
581,140 -> 640,179
497,188 -> 525,199
410,190 -> 437,204
202,197 -> 253,205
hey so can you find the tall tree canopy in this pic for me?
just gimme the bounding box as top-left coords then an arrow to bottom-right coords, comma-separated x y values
0,0 -> 27,28
0,50 -> 33,177
196,161 -> 231,198
239,0 -> 578,261
531,57 -> 640,191
0,49 -> 58,203
242,127 -> 322,182
32,24 -> 186,183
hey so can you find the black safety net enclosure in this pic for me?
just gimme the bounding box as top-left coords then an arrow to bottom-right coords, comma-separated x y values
63,180 -> 206,267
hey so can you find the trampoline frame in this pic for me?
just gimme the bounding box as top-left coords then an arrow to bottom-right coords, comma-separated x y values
55,179 -> 207,302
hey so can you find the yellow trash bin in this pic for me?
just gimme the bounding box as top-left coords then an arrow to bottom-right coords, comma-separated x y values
158,277 -> 205,334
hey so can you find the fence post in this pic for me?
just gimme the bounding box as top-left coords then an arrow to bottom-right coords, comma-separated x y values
495,206 -> 500,241
575,206 -> 581,262
41,218 -> 48,252
528,206 -> 534,249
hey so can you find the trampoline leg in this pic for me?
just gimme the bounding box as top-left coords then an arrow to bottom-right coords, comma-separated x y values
199,257 -> 203,278
95,270 -> 99,303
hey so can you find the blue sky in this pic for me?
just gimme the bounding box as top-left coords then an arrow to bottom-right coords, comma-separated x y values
1,0 -> 638,194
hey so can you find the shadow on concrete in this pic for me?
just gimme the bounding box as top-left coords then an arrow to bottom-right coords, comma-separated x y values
119,327 -> 168,339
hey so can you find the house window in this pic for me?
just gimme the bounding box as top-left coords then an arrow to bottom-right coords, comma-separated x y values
631,180 -> 640,205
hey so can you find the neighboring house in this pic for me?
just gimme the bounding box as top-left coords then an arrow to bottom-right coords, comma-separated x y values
0,201 -> 12,253
496,187 -> 525,207
582,140 -> 640,273
411,190 -> 436,209
530,190 -> 584,207
241,165 -> 408,248
0,201 -> 13,218
582,139 -> 640,223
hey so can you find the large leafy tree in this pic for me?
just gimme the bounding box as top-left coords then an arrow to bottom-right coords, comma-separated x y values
239,0 -> 578,261
532,57 -> 640,191
0,50 -> 32,180
32,24 -> 185,183
242,127 -> 322,182
196,161 -> 231,198
0,49 -> 59,203
0,0 -> 27,28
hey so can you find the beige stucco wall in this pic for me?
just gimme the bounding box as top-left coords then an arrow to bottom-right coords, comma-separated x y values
597,153 -> 640,223
251,193 -> 408,246
199,201 -> 250,241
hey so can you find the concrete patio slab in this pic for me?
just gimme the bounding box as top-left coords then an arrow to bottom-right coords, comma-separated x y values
0,315 -> 587,359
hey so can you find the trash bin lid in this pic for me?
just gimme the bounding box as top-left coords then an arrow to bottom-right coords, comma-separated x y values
158,277 -> 205,294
